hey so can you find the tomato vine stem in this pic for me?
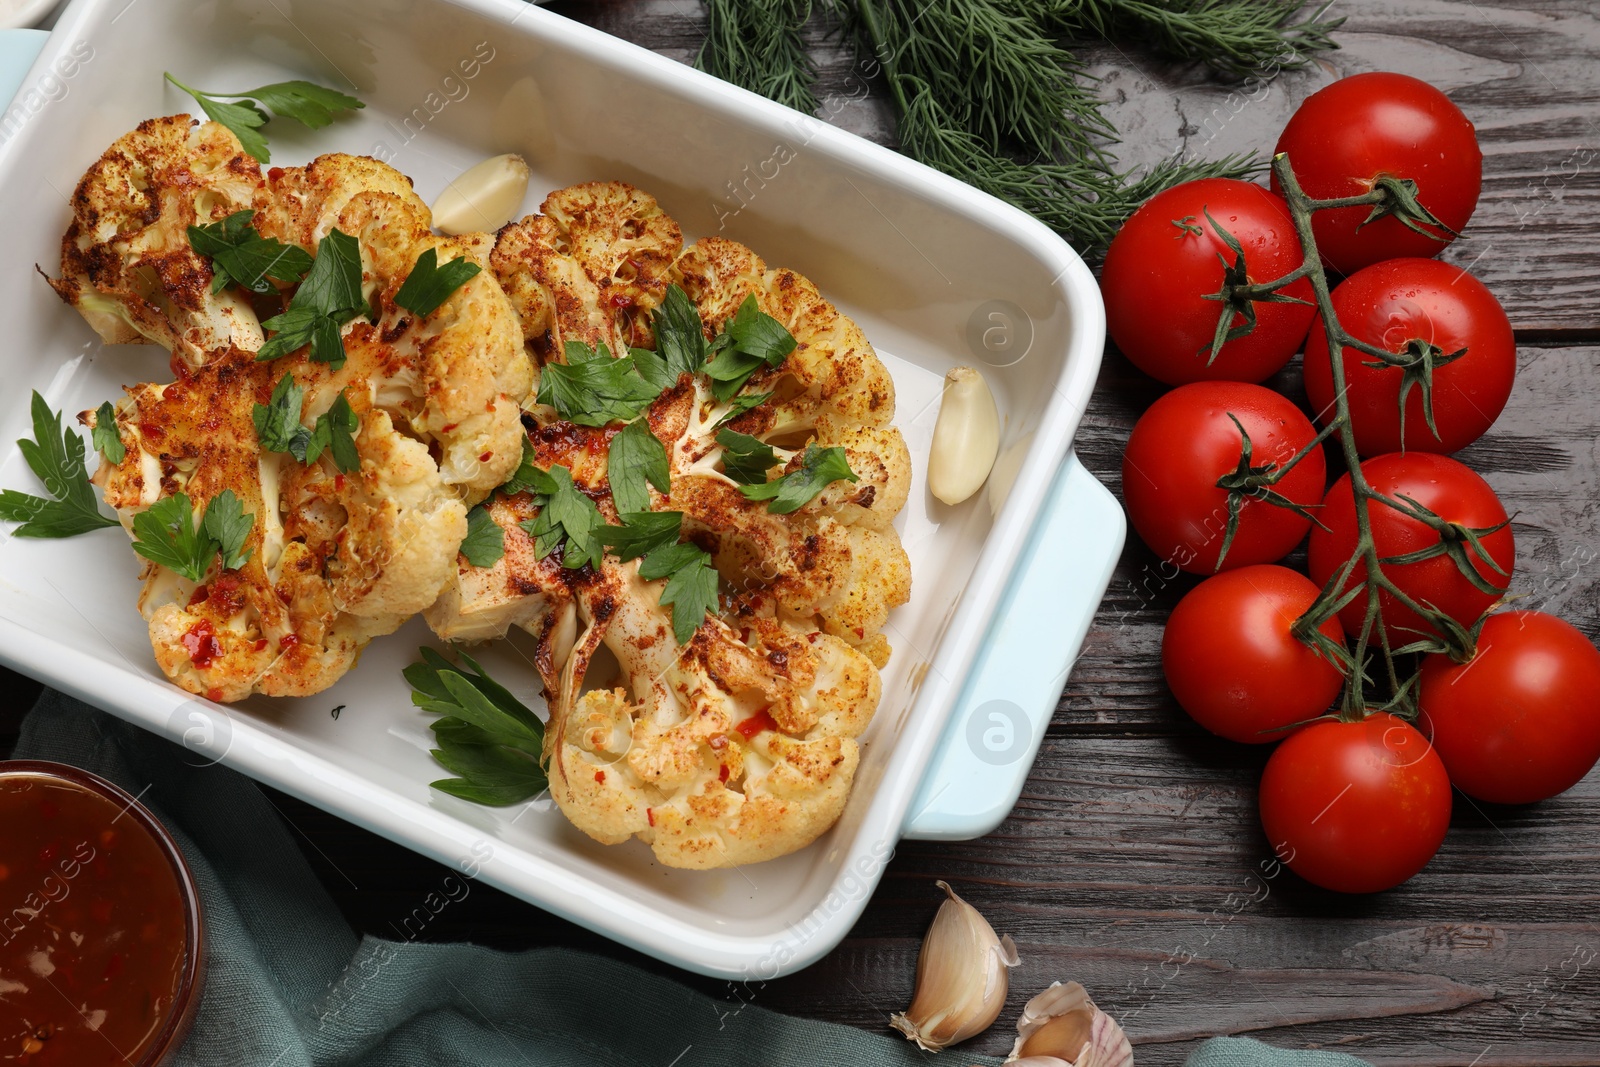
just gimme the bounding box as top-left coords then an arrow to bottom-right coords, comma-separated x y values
1254,153 -> 1487,717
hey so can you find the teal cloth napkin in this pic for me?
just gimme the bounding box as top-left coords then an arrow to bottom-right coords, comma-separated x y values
11,691 -> 1371,1067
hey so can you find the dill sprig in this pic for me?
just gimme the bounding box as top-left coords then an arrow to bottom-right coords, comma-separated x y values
695,0 -> 1340,252
1033,0 -> 1343,80
696,0 -> 819,115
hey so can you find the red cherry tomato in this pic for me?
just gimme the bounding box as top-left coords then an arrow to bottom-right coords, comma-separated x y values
1162,565 -> 1345,743
1419,611 -> 1600,804
1259,713 -> 1451,893
1123,382 -> 1326,574
1102,178 -> 1314,385
1307,452 -> 1514,644
1273,72 -> 1482,275
1304,258 -> 1514,456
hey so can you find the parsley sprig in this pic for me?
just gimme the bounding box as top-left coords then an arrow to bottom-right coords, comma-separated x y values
131,489 -> 254,581
395,247 -> 482,318
404,647 -> 547,806
255,228 -> 367,369
188,210 -> 313,295
164,73 -> 363,163
705,295 -> 796,401
537,342 -> 662,428
92,402 -> 125,465
739,444 -> 857,514
252,375 -> 361,473
600,512 -> 719,644
459,505 -> 505,568
716,429 -> 779,486
0,393 -> 120,538
517,464 -> 604,570
607,421 -> 671,515
631,284 -> 709,390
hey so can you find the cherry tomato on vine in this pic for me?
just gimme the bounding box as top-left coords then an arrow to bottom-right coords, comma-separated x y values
1307,452 -> 1514,645
1123,382 -> 1327,574
1419,611 -> 1600,805
1102,178 -> 1315,385
1304,258 -> 1515,456
1259,712 -> 1451,893
1272,72 -> 1482,275
1162,565 -> 1345,743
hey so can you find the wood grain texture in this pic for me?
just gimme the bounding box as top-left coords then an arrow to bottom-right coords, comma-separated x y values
7,3 -> 1600,1064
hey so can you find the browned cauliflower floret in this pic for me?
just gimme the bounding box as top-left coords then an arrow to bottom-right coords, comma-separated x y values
93,348 -> 465,701
489,181 -> 682,359
427,187 -> 912,867
48,119 -> 539,700
45,116 -> 267,368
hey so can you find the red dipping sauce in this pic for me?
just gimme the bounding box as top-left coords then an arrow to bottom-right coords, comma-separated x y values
0,762 -> 203,1065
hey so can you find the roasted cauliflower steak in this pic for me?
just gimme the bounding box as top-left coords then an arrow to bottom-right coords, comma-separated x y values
427,185 -> 912,868
50,117 -> 532,700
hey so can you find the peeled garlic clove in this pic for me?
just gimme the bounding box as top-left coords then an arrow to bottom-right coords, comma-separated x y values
890,880 -> 1019,1051
929,366 -> 999,506
1003,982 -> 1133,1067
432,153 -> 531,235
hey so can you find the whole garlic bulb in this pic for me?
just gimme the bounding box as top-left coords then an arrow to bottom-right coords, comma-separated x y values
1003,982 -> 1133,1067
889,881 -> 1019,1051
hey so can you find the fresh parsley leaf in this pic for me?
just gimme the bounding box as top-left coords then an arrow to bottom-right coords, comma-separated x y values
240,80 -> 365,130
201,488 -> 254,570
132,491 -> 253,580
252,372 -> 312,460
255,228 -> 366,368
460,504 -> 505,568
303,392 -> 360,473
92,401 -> 125,464
598,510 -> 682,560
517,464 -> 603,569
537,342 -> 663,427
164,73 -> 362,163
654,284 -> 710,380
738,445 -> 857,514
405,646 -> 547,807
607,421 -> 670,515
394,247 -> 482,318
652,546 -> 720,645
497,438 -> 551,497
0,392 -> 120,538
187,210 -> 313,295
704,295 -> 796,401
715,429 -> 778,486
638,541 -> 707,581
715,390 -> 773,428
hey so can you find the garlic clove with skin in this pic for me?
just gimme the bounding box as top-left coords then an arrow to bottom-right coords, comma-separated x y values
889,880 -> 1019,1051
432,153 -> 531,235
928,366 -> 1000,506
1003,982 -> 1133,1067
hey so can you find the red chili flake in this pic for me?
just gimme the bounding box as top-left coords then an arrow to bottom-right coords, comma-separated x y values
252,639 -> 268,652
440,422 -> 459,433
206,687 -> 224,702
719,765 -> 730,783
806,633 -> 819,644
735,708 -> 778,740
268,166 -> 285,181
594,770 -> 606,784
281,633 -> 300,649
181,620 -> 221,668
610,292 -> 633,308
479,451 -> 493,462
138,420 -> 165,442
646,808 -> 655,827
213,573 -> 242,596
335,474 -> 346,491
854,626 -> 865,639
187,584 -> 210,607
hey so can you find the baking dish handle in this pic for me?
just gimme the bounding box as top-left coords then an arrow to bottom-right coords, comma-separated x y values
0,29 -> 48,104
901,452 -> 1124,841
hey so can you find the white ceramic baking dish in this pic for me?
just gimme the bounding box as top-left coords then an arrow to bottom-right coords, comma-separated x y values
0,0 -> 1121,979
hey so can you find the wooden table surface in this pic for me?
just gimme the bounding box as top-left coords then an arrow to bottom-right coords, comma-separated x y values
7,2 -> 1600,1063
